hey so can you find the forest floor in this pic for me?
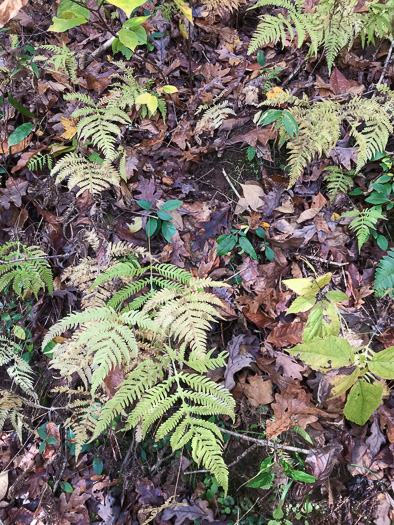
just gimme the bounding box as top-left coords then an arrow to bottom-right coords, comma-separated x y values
0,0 -> 393,524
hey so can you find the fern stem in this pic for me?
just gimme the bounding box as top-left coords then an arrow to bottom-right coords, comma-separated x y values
219,428 -> 310,454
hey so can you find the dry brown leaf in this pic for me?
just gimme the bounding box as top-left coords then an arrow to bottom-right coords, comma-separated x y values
0,470 -> 8,500
243,375 -> 273,406
0,0 -> 28,28
235,182 -> 265,214
266,322 -> 306,347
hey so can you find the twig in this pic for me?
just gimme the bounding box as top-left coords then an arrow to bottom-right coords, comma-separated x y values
373,38 -> 394,97
222,169 -> 242,200
0,253 -> 75,265
304,255 -> 349,267
185,443 -> 259,475
219,428 -> 310,454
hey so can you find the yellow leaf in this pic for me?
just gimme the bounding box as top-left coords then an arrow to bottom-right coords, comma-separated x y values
136,93 -> 158,115
179,19 -> 188,39
266,86 -> 284,100
53,336 -> 68,344
331,212 -> 341,221
60,117 -> 78,140
105,0 -> 147,18
162,85 -> 178,94
127,217 -> 143,232
174,0 -> 193,24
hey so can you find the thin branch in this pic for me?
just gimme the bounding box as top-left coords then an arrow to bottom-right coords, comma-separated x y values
373,38 -> 394,97
222,169 -> 242,200
219,428 -> 310,454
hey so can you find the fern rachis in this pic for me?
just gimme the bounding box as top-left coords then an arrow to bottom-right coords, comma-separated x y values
374,248 -> 394,297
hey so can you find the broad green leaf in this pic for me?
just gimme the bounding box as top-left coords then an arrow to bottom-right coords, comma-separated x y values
61,481 -> 73,493
288,335 -> 354,370
136,93 -> 158,114
238,237 -> 258,260
122,15 -> 150,29
146,217 -> 158,237
137,199 -> 152,210
368,346 -> 394,379
13,325 -> 26,340
321,300 -> 340,337
161,221 -> 177,243
162,85 -> 178,94
282,111 -> 299,138
256,50 -> 266,67
118,29 -> 139,51
259,109 -> 284,126
344,380 -> 383,426
157,210 -> 172,221
265,246 -> 274,261
47,436 -> 59,444
329,368 -> 360,399
376,234 -> 389,251
132,25 -> 147,45
8,122 -> 34,146
58,0 -> 89,18
325,290 -> 349,303
93,455 -> 104,475
255,227 -> 265,239
106,0 -> 147,17
39,442 -> 47,453
161,200 -> 183,211
8,96 -> 35,118
216,236 -> 237,256
287,295 -> 316,315
283,277 -> 317,297
174,0 -> 193,24
48,14 -> 87,32
302,302 -> 323,342
315,273 -> 332,289
246,471 -> 274,489
37,427 -> 47,440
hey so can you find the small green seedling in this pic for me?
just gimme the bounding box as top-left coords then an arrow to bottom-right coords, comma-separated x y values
216,224 -> 274,261
257,109 -> 299,147
37,425 -> 59,454
137,199 -> 183,243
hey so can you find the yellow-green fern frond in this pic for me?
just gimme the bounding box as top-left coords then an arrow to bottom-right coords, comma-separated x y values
0,242 -> 53,298
0,390 -> 24,441
64,92 -> 131,161
51,152 -> 121,195
37,43 -> 78,83
324,167 -> 355,201
0,337 -> 36,399
341,208 -> 386,251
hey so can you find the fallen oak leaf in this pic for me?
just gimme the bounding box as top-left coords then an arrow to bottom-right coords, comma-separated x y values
243,375 -> 273,406
0,0 -> 28,28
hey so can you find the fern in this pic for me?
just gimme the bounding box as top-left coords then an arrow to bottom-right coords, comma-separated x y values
324,166 -> 355,201
0,337 -> 36,399
374,249 -> 394,297
194,101 -> 235,144
0,242 -> 53,298
262,88 -> 394,187
249,0 -> 394,72
37,43 -> 78,83
341,208 -> 386,251
0,390 -> 24,441
27,152 -> 53,171
51,152 -> 122,196
64,93 -> 131,161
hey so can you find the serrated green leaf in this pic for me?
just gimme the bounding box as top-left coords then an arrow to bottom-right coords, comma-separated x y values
288,335 -> 354,370
325,290 -> 349,302
287,295 -> 316,315
329,368 -> 360,399
216,236 -> 237,256
368,346 -> 394,379
8,122 -> 34,146
343,380 -> 383,426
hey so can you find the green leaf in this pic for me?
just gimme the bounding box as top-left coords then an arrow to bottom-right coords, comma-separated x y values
146,217 -> 158,237
255,227 -> 265,239
365,193 -> 389,205
37,427 -> 47,440
48,14 -> 87,32
247,146 -> 256,161
8,96 -> 35,118
118,29 -> 139,51
376,235 -> 388,251
329,368 -> 360,399
288,470 -> 315,483
273,507 -> 284,520
344,380 -> 383,426
161,200 -> 183,211
246,471 -> 274,489
8,122 -> 34,146
162,85 -> 178,94
61,481 -> 73,493
216,236 -> 237,256
287,295 -> 316,315
283,273 -> 331,297
105,0 -> 147,17
157,210 -> 172,221
325,290 -> 349,303
256,50 -> 266,67
38,441 -> 47,454
349,188 -> 363,196
288,335 -> 354,370
259,109 -> 284,126
368,346 -> 394,379
137,199 -> 152,210
238,237 -> 258,260
93,455 -> 104,475
13,325 -> 26,340
282,111 -> 299,138
58,0 -> 89,18
136,93 -> 158,114
265,246 -> 274,261
122,15 -> 150,28
161,221 -> 177,243
46,436 -> 59,444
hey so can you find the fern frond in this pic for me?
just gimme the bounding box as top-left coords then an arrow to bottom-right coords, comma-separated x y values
341,208 -> 386,251
0,390 -> 23,441
0,337 -> 36,399
374,249 -> 394,297
51,152 -> 121,195
64,93 -> 131,160
324,166 -> 355,201
38,43 -> 78,82
0,242 -> 53,298
27,152 -> 53,171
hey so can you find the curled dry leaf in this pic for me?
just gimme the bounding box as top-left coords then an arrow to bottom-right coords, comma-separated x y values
0,0 -> 28,28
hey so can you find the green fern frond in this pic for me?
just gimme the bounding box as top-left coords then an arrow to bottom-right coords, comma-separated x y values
324,166 -> 355,201
0,337 -> 36,398
341,208 -> 386,251
374,249 -> 394,297
64,93 -> 131,160
38,43 -> 78,83
51,152 -> 121,195
27,152 -> 53,171
0,390 -> 24,441
0,242 -> 53,298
